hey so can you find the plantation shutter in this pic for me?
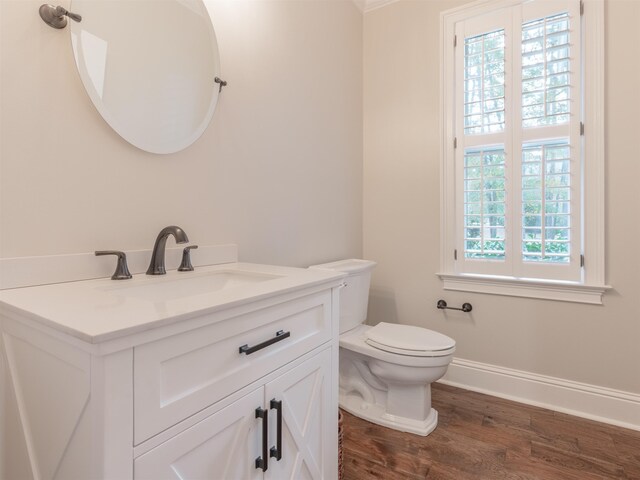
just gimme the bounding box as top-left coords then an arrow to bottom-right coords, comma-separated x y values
454,0 -> 582,281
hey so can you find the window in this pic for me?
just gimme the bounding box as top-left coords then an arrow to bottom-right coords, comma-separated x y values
440,0 -> 607,303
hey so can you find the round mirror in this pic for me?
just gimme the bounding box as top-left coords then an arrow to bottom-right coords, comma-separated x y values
69,0 -> 221,154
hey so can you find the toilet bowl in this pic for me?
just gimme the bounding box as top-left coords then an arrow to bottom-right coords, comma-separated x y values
339,323 -> 454,435
310,259 -> 455,436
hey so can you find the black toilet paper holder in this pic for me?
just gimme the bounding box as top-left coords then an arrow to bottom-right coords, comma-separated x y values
437,299 -> 472,313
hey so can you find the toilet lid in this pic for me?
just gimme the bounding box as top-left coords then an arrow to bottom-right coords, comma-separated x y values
365,322 -> 455,356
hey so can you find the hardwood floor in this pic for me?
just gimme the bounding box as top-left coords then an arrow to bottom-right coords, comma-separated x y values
341,383 -> 640,479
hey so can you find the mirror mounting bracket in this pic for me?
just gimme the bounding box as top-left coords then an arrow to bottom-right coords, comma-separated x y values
39,4 -> 82,29
215,77 -> 228,93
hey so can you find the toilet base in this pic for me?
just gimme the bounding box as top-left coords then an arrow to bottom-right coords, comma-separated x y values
339,393 -> 439,436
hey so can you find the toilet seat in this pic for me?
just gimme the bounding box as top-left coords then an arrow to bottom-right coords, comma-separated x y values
340,326 -> 454,367
365,322 -> 456,357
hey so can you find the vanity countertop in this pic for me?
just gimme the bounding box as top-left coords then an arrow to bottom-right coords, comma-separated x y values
0,263 -> 345,344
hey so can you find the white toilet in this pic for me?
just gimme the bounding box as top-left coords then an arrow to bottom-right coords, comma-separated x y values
310,259 -> 455,436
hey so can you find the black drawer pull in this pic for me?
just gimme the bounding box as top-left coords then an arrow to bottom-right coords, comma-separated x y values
239,330 -> 291,355
270,399 -> 283,461
255,407 -> 268,471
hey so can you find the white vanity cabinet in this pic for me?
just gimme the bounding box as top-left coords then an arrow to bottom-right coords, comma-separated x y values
0,262 -> 343,480
135,348 -> 332,480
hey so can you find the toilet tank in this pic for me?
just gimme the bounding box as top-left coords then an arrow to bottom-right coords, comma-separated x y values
309,259 -> 376,334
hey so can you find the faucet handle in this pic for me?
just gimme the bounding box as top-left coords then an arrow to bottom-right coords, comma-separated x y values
178,245 -> 198,272
95,251 -> 132,280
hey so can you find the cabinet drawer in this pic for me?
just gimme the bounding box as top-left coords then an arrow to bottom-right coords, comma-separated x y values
134,290 -> 332,444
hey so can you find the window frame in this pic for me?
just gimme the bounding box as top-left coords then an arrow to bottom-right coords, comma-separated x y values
439,0 -> 608,304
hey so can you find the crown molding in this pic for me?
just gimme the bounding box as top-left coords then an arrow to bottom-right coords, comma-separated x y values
352,0 -> 399,14
351,0 -> 366,12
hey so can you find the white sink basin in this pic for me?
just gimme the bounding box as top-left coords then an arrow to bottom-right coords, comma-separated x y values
0,262 -> 345,343
101,270 -> 282,302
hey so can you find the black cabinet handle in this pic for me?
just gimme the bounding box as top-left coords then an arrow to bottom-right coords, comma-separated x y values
239,330 -> 291,355
270,399 -> 283,461
255,407 -> 268,471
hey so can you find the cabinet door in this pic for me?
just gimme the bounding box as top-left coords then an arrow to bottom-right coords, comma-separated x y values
134,387 -> 264,480
265,348 -> 336,480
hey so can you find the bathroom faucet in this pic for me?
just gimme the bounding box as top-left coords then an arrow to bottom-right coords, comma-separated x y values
146,226 -> 189,275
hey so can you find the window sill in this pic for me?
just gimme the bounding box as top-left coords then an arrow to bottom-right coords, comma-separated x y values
436,273 -> 611,304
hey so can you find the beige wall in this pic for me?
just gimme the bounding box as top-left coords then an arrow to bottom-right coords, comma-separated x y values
2,0 -> 638,396
363,0 -> 640,394
0,0 -> 363,267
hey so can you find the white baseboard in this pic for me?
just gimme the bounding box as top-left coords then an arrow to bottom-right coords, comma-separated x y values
439,357 -> 640,432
